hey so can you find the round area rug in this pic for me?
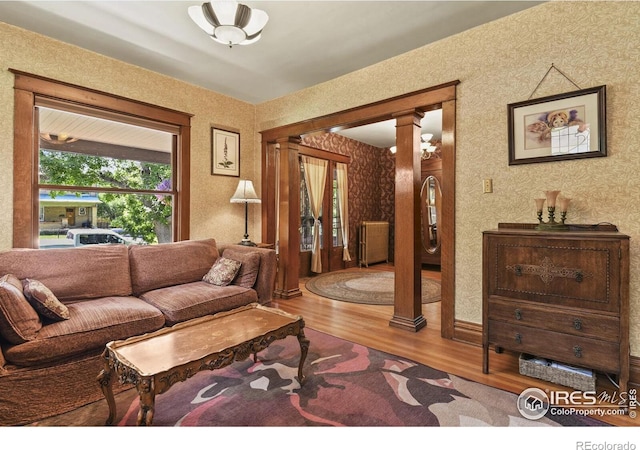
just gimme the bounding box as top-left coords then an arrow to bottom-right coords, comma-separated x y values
305,270 -> 441,305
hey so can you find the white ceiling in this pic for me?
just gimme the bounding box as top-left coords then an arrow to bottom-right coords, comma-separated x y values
1,0 -> 542,148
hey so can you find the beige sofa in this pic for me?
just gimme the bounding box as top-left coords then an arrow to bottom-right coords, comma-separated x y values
0,238 -> 277,426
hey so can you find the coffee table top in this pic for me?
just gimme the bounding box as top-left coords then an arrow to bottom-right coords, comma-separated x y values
106,303 -> 303,376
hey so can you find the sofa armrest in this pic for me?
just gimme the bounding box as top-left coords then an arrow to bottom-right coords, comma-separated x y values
218,244 -> 277,304
0,344 -> 6,372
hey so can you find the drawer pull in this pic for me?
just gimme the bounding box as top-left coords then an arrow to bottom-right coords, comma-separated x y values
515,309 -> 522,320
575,272 -> 583,282
514,265 -> 522,276
573,318 -> 582,330
515,333 -> 522,344
573,346 -> 582,358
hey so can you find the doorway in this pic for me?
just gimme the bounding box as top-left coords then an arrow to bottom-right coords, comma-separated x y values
260,81 -> 458,338
299,157 -> 348,277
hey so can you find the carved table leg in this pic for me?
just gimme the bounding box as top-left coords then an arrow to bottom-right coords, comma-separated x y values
136,377 -> 156,426
97,349 -> 117,425
296,328 -> 310,385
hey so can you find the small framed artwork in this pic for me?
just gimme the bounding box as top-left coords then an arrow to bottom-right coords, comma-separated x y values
78,207 -> 86,216
211,127 -> 240,176
508,85 -> 606,165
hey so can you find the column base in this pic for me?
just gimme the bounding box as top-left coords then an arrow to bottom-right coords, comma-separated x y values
389,314 -> 427,332
273,288 -> 302,299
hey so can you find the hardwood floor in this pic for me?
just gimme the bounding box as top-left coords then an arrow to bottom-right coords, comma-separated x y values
272,264 -> 636,427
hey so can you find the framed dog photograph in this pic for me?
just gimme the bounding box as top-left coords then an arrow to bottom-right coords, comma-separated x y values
508,85 -> 606,165
211,127 -> 240,177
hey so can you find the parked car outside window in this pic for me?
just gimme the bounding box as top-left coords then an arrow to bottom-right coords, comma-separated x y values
65,229 -> 138,247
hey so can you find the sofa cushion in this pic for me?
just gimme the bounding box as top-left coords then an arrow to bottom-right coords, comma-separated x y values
129,239 -> 220,296
22,279 -> 70,322
222,249 -> 261,288
203,257 -> 241,286
0,245 -> 132,302
3,296 -> 165,366
0,274 -> 42,344
140,281 -> 258,326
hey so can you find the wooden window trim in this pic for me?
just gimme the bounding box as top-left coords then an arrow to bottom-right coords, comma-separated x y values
10,70 -> 192,248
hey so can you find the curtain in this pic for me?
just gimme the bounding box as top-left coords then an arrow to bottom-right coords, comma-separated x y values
336,162 -> 351,261
301,155 -> 328,273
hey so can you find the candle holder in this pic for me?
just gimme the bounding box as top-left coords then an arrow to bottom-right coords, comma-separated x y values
535,191 -> 570,231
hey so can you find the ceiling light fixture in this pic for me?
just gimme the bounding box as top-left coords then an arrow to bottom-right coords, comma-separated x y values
188,1 -> 269,48
40,133 -> 79,144
389,133 -> 434,155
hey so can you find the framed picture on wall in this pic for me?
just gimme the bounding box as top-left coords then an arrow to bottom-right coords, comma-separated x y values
508,85 -> 606,165
211,127 -> 240,177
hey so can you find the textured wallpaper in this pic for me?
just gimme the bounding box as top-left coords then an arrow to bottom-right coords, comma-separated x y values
0,22 -> 260,250
257,2 -> 640,356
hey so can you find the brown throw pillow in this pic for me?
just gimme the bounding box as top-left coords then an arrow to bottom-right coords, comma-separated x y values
203,258 -> 242,286
222,249 -> 261,288
22,278 -> 70,322
0,274 -> 42,344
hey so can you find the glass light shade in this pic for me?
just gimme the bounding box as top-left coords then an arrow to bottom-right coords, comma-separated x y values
544,190 -> 561,208
214,25 -> 247,45
421,133 -> 433,142
239,33 -> 262,45
188,5 -> 215,34
534,198 -> 546,212
189,1 -> 268,47
242,8 -> 269,36
389,146 -> 397,154
558,197 -> 571,212
230,180 -> 261,204
211,1 -> 238,24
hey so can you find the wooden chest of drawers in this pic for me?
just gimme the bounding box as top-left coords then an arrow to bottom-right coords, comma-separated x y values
482,226 -> 630,393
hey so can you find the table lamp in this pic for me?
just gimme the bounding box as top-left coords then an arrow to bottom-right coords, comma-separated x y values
230,179 -> 261,246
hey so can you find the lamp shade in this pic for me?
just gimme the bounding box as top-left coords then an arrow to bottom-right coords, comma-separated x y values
230,180 -> 261,203
188,1 -> 269,47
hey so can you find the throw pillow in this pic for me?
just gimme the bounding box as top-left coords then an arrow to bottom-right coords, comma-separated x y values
202,258 -> 242,286
0,274 -> 42,344
222,249 -> 261,288
22,278 -> 70,322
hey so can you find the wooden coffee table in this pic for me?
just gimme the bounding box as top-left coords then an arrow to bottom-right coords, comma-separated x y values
97,303 -> 309,426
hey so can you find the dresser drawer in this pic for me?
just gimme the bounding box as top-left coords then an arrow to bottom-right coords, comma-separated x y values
488,299 -> 619,341
485,235 -> 621,312
488,320 -> 620,372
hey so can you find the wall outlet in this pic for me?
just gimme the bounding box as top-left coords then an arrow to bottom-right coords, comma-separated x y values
483,179 -> 493,193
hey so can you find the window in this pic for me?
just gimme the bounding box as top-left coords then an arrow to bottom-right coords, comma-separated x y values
37,106 -> 175,246
11,70 -> 191,248
331,168 -> 343,247
299,160 -> 322,251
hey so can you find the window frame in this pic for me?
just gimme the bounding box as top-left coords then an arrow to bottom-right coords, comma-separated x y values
11,70 -> 192,248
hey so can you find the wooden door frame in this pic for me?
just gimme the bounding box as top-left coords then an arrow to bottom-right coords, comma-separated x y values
261,81 -> 458,338
300,150 -> 350,275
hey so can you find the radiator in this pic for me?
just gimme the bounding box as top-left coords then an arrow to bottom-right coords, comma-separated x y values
359,221 -> 389,267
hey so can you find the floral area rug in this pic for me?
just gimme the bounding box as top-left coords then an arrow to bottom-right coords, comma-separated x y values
30,328 -> 607,427
305,270 -> 441,305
